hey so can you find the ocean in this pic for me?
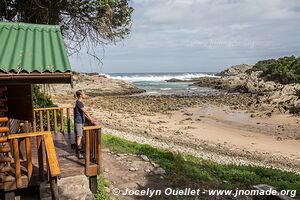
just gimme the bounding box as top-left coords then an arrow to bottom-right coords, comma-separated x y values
103,72 -> 220,96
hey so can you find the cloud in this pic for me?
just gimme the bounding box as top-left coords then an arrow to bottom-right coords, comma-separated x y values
70,0 -> 300,73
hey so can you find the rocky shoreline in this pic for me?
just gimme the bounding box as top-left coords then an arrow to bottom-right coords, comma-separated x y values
50,72 -> 145,97
50,65 -> 300,173
164,64 -> 300,116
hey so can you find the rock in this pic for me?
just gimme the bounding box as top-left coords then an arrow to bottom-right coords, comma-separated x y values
104,168 -> 109,173
184,112 -> 193,116
153,167 -> 166,175
216,64 -> 252,76
165,78 -> 186,82
102,148 -> 110,153
145,169 -> 151,173
105,187 -> 111,193
51,73 -> 146,97
140,155 -> 150,162
151,162 -> 160,168
129,167 -> 137,171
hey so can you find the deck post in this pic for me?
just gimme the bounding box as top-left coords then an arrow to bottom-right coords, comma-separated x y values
46,110 -> 50,131
89,176 -> 97,194
67,108 -> 71,134
33,111 -> 36,132
53,110 -> 57,134
60,108 -> 64,134
50,177 -> 59,200
85,130 -> 90,175
12,139 -> 21,188
39,111 -> 43,132
25,137 -> 33,181
37,136 -> 44,180
97,129 -> 102,175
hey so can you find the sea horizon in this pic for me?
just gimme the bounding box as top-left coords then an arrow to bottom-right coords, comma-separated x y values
100,72 -> 220,96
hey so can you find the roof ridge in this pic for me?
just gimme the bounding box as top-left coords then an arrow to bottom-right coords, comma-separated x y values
0,22 -> 61,32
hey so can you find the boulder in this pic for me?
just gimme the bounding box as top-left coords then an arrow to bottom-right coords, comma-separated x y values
216,64 -> 253,76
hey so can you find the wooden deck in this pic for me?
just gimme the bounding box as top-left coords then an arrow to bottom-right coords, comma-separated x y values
51,132 -> 85,178
22,132 -> 85,180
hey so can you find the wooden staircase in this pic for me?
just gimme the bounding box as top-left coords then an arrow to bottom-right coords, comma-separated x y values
0,86 -> 13,188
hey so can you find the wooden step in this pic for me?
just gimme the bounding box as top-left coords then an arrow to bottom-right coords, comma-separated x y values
0,157 -> 11,163
0,144 -> 10,153
0,127 -> 9,133
0,136 -> 7,143
0,117 -> 8,123
0,166 -> 14,173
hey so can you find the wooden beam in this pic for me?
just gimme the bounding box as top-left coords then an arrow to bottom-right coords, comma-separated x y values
46,110 -> 50,131
53,110 -> 57,134
12,139 -> 21,188
43,132 -> 60,177
39,110 -> 43,132
33,111 -> 36,132
25,137 -> 32,181
67,108 -> 71,134
97,129 -> 103,175
8,131 -> 49,139
37,136 -> 44,181
85,130 -> 90,176
83,125 -> 104,131
60,109 -> 64,134
34,107 -> 73,111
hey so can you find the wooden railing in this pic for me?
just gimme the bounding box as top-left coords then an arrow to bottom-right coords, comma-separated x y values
33,107 -> 103,193
33,107 -> 73,134
4,131 -> 59,198
83,125 -> 103,193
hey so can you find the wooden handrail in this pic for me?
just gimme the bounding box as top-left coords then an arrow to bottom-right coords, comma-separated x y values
8,131 -> 49,139
33,107 -> 74,134
44,132 -> 60,177
84,125 -> 103,178
83,125 -> 104,131
33,107 -> 73,111
7,131 -> 60,190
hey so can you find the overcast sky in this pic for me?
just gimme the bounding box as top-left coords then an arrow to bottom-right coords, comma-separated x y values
70,0 -> 300,73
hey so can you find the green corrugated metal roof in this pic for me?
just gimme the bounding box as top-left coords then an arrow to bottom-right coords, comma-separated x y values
0,22 -> 71,73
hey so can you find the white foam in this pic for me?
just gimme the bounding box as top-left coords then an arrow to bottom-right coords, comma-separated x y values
100,73 -> 218,82
160,88 -> 172,91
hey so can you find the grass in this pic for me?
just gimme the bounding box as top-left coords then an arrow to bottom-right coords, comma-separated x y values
98,134 -> 300,199
93,176 -> 110,200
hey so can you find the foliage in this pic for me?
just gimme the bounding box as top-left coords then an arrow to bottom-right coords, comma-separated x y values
93,176 -> 110,200
32,85 -> 57,108
32,85 -> 57,130
0,0 -> 133,54
33,85 -> 74,132
102,134 -> 300,198
247,56 -> 300,84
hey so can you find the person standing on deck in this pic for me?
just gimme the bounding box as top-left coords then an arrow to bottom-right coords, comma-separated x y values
74,90 -> 95,159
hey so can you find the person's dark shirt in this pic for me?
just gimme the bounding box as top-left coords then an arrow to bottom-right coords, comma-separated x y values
74,100 -> 85,124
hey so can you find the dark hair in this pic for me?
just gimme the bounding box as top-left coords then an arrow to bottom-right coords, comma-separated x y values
74,90 -> 83,99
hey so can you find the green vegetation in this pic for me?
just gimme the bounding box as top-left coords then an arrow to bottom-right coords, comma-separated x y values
32,85 -> 57,108
0,0 -> 133,54
93,176 -> 110,200
100,134 -> 300,198
33,85 -> 75,132
247,55 -> 300,84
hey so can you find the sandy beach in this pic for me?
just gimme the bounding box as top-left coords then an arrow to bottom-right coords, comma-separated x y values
51,78 -> 300,173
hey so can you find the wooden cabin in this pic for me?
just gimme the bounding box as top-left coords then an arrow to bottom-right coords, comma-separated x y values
0,22 -> 103,200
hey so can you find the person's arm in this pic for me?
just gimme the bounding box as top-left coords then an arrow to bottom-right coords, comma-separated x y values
81,107 -> 95,122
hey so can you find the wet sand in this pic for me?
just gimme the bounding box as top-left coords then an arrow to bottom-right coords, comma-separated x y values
52,94 -> 300,172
